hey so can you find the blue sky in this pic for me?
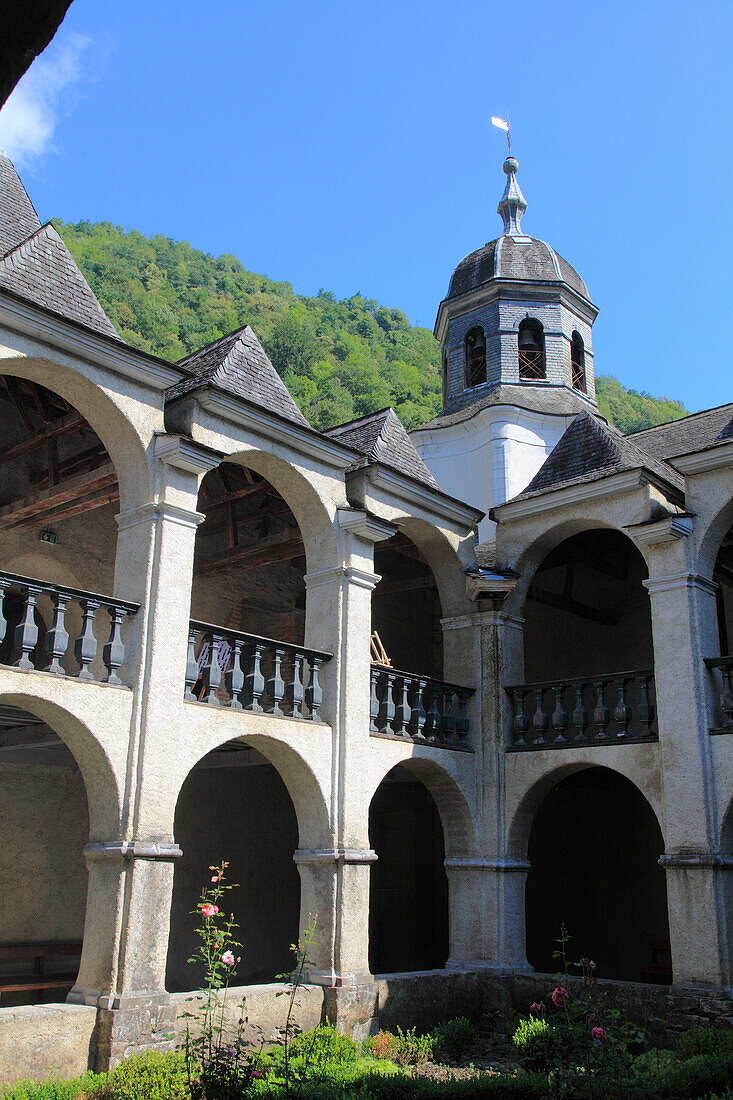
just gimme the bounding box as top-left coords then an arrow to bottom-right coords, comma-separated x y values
1,0 -> 731,413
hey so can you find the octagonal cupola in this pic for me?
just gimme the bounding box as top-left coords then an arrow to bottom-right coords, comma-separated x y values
435,157 -> 599,414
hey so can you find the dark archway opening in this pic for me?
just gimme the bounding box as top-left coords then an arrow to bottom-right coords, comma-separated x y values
524,529 -> 653,683
526,768 -> 670,983
371,534 -> 443,679
369,766 -> 448,974
166,739 -> 300,992
0,703 -> 87,1004
714,520 -> 733,656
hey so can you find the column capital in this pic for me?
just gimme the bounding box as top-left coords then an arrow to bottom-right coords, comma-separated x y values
294,847 -> 378,865
115,501 -> 205,531
441,611 -> 524,631
444,857 -> 531,872
304,565 -> 380,591
84,840 -> 183,862
659,852 -> 733,870
643,573 -> 719,597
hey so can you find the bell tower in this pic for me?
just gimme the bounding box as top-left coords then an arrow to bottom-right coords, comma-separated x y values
413,157 -> 600,537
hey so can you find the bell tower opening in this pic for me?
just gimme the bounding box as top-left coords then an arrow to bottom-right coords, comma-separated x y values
464,327 -> 487,389
518,319 -> 546,381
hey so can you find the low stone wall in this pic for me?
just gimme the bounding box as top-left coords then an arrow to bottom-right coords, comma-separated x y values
0,1004 -> 98,1084
170,982 -> 326,1048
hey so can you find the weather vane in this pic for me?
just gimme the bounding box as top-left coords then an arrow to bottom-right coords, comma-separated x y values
491,115 -> 511,151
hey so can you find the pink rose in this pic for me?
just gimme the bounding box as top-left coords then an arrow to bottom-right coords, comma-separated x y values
591,1027 -> 606,1042
200,903 -> 218,918
211,876 -> 218,883
551,987 -> 569,1007
221,950 -> 235,965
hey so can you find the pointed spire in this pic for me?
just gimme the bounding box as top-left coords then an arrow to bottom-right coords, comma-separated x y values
497,156 -> 527,236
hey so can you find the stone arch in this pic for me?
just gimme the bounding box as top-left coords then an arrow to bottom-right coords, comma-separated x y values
0,690 -> 121,838
516,763 -> 670,982
697,496 -> 733,581
389,756 -> 477,859
386,516 -> 471,620
0,359 -> 152,513
166,731 -> 330,990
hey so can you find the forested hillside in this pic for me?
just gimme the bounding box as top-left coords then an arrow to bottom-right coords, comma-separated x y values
55,220 -> 688,434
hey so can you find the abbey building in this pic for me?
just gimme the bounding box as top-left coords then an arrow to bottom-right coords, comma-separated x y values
0,149 -> 732,1079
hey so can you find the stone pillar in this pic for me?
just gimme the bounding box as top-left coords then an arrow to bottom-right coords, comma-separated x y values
441,588 -> 530,972
643,564 -> 730,987
302,510 -> 394,1002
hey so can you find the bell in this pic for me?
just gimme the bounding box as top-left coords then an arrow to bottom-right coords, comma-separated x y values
518,325 -> 540,351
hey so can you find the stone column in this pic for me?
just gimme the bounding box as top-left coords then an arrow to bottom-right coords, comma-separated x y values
441,587 -> 530,972
81,438 -> 215,1065
643,563 -> 730,987
302,509 -> 394,998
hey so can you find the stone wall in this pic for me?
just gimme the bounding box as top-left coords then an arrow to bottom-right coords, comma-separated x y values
0,1004 -> 98,1083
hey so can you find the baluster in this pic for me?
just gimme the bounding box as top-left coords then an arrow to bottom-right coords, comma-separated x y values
425,681 -> 441,741
394,675 -> 412,737
266,646 -> 286,716
512,688 -> 529,747
531,688 -> 549,746
551,684 -> 569,744
103,604 -> 126,685
287,652 -> 305,718
43,591 -> 70,675
304,655 -> 323,719
184,627 -> 199,701
637,673 -> 655,736
413,677 -> 428,741
614,677 -> 632,738
0,578 -> 12,650
456,688 -> 470,742
201,633 -> 223,704
74,599 -> 99,680
369,666 -> 381,731
225,636 -> 245,709
14,585 -> 41,670
382,671 -> 397,734
720,666 -> 733,731
244,642 -> 266,712
571,682 -> 589,742
441,686 -> 456,742
593,680 -> 610,739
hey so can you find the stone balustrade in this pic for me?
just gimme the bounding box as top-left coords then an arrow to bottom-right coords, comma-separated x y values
705,656 -> 733,734
185,621 -> 331,720
0,569 -> 139,685
505,668 -> 657,751
369,664 -> 474,749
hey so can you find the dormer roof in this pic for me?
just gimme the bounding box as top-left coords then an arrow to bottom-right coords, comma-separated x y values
325,407 -> 439,489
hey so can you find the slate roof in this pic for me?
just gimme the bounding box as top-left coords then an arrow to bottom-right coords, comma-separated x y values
506,412 -> 684,505
445,236 -> 590,303
420,382 -> 592,431
167,325 -> 311,429
0,151 -> 41,257
627,404 -> 733,460
0,224 -> 119,337
325,407 -> 440,489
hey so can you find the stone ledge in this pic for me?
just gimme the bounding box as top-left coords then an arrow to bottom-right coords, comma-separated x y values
0,1003 -> 98,1084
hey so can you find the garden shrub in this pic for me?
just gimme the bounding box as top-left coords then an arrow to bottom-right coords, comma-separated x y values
92,1052 -> 187,1100
289,1025 -> 359,1066
675,1026 -> 733,1061
366,1032 -> 399,1061
430,1017 -> 477,1063
638,1051 -> 733,1099
392,1027 -> 433,1067
0,1075 -> 104,1100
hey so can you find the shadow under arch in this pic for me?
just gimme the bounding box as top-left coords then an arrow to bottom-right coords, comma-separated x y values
0,360 -> 152,514
219,448 -> 339,576
166,731 -> 331,991
512,763 -> 670,983
390,755 -> 477,859
698,496 -> 733,581
0,690 -> 121,838
390,515 -> 472,620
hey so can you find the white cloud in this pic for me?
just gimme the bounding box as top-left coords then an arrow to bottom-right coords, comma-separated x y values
0,32 -> 90,166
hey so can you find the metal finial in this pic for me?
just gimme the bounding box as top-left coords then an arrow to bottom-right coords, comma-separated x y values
497,156 -> 526,236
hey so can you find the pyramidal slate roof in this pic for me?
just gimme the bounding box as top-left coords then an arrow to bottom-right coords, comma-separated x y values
325,407 -> 439,489
627,403 -> 733,460
167,325 -> 310,429
0,153 -> 118,338
508,412 -> 684,505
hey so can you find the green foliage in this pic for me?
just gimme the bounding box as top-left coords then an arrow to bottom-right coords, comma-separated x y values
0,1074 -> 104,1100
391,1027 -> 434,1068
674,1026 -> 733,1061
510,1016 -> 555,1069
93,1052 -> 187,1100
595,374 -> 688,434
54,220 -> 688,436
288,1026 -> 359,1066
430,1017 -> 478,1063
